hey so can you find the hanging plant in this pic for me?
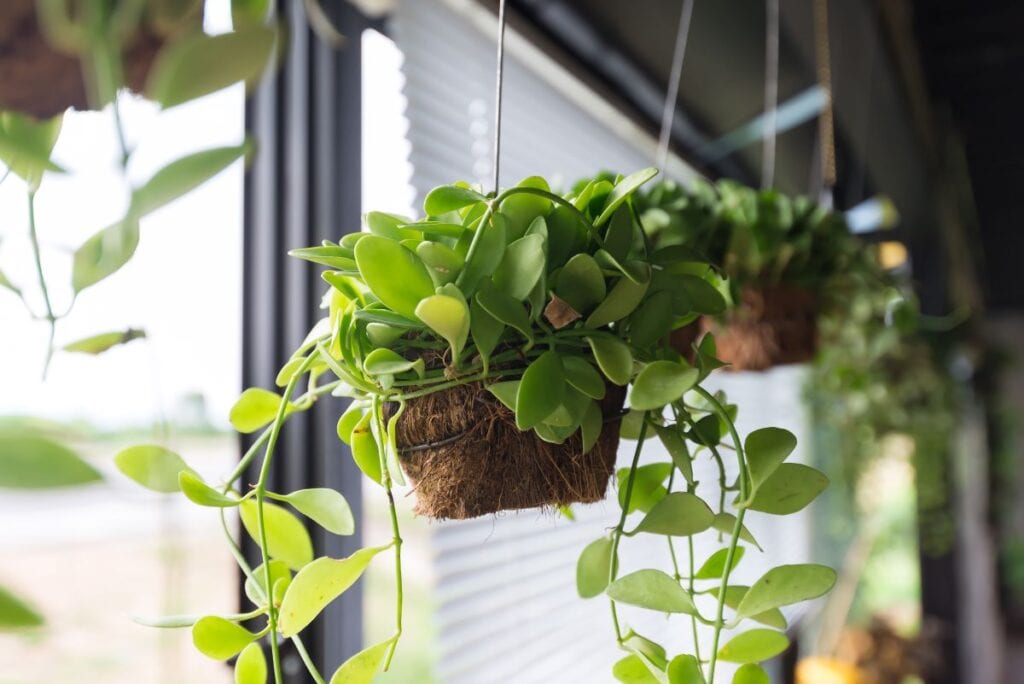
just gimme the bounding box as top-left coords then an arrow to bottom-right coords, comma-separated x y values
113,169 -> 836,683
638,178 -> 852,371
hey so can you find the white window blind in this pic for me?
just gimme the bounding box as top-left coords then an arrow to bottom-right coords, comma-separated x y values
391,2 -> 815,681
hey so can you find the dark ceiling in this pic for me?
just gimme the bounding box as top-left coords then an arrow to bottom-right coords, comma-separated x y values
911,0 -> 1024,311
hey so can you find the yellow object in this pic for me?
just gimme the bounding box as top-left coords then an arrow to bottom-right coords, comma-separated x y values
878,241 -> 908,269
796,657 -> 866,684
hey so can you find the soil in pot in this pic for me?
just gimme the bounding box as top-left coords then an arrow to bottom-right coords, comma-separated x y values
700,285 -> 817,372
392,382 -> 626,520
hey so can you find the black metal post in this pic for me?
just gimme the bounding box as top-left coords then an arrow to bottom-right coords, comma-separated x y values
242,1 -> 372,678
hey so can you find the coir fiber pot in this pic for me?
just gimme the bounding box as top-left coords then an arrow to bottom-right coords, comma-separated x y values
391,382 -> 626,520
700,285 -> 818,372
0,0 -> 195,118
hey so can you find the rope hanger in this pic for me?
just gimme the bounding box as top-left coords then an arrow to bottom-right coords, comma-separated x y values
656,0 -> 696,171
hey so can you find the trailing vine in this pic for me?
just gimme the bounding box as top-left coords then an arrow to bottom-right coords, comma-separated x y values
113,169 -> 836,683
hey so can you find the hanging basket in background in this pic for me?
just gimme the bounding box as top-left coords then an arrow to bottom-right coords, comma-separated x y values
669,322 -> 700,361
700,285 -> 818,371
0,0 -> 199,118
393,382 -> 625,519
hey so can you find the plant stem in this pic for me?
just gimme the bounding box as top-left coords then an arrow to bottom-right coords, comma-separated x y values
254,355 -> 318,684
218,511 -> 326,684
694,387 -> 750,682
706,508 -> 746,683
607,415 -> 650,643
223,379 -> 342,491
686,533 -> 702,663
373,397 -> 404,670
26,190 -> 57,377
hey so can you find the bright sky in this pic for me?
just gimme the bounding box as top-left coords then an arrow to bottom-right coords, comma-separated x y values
1,7 -> 414,430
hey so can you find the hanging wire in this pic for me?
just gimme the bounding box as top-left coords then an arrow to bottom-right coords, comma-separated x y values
655,0 -> 696,171
761,0 -> 780,189
492,0 -> 508,195
813,0 -> 837,198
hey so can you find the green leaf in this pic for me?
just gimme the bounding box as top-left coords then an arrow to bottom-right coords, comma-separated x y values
336,406 -> 363,445
114,444 -> 190,493
713,513 -> 762,551
0,585 -> 43,630
289,245 -> 355,270
244,559 -> 291,606
365,322 -> 404,348
716,629 -> 789,664
416,242 -> 464,286
613,654 -> 660,684
234,642 -> 267,684
576,537 -> 613,598
239,500 -> 314,570
672,275 -> 728,315
179,471 -> 239,507
365,211 -> 417,240
424,184 -> 486,216
732,663 -> 770,684
192,616 -> 257,661
0,268 -> 21,297
516,351 -> 565,429
131,143 -> 251,216
458,212 -> 507,296
653,424 -> 692,485
147,26 -> 277,108
0,113 -> 63,189
586,335 -> 633,385
354,235 -> 435,319
667,655 -> 704,684
595,167 -> 658,226
736,564 -> 837,619
617,463 -> 672,514
586,276 -> 649,328
631,492 -> 714,536
416,294 -> 470,363
630,290 -> 674,348
563,356 -> 606,400
720,586 -> 787,629
606,569 -> 697,615
493,233 -> 546,300
0,433 -> 102,489
62,328 -> 146,354
623,631 -> 668,671
278,545 -> 389,637
469,297 -> 504,366
476,286 -> 534,347
745,427 -> 797,490
363,348 -> 422,377
629,361 -> 699,411
580,400 -> 603,454
402,220 -> 466,239
328,638 -> 395,684
748,463 -> 829,515
229,388 -> 295,434
71,217 -> 140,293
603,207 -> 635,262
486,381 -> 519,411
556,253 -> 607,314
689,415 -> 722,447
274,488 -> 354,536
350,412 -> 383,485
694,547 -> 745,580
501,177 -> 552,238
232,0 -> 270,28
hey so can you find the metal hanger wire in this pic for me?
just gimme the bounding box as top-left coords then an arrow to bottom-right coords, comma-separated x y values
656,0 -> 696,171
492,0 -> 508,195
762,0 -> 780,189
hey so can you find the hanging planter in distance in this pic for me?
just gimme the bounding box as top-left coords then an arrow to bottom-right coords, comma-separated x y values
700,285 -> 818,372
0,0 -> 202,118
